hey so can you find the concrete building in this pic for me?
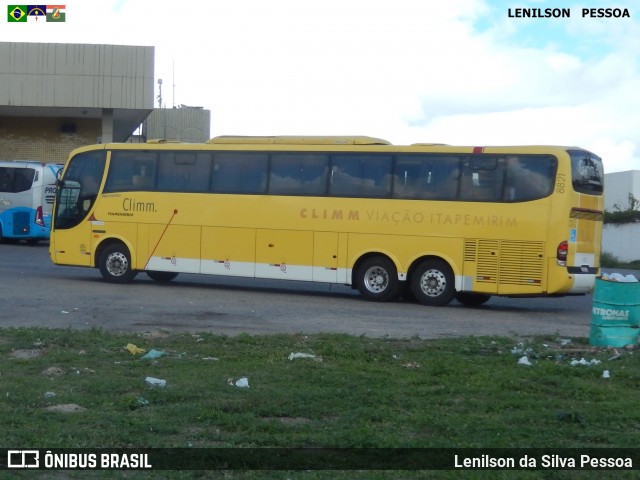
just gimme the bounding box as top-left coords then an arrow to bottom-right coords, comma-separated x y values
0,42 -> 155,163
142,106 -> 211,143
603,170 -> 640,262
604,170 -> 640,212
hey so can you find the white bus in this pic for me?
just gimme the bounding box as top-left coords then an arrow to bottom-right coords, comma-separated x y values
0,161 -> 61,243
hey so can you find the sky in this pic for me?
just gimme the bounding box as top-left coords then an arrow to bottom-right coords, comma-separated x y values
1,0 -> 638,173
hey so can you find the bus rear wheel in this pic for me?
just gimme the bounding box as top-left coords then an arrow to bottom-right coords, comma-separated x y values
410,259 -> 455,306
356,256 -> 400,302
98,243 -> 137,284
147,271 -> 179,283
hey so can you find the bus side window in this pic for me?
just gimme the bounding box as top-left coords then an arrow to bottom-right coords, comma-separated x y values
105,152 -> 157,193
329,154 -> 392,198
212,153 -> 268,194
504,156 -> 556,201
393,155 -> 460,200
0,168 -> 11,192
459,157 -> 504,202
269,153 -> 328,196
157,152 -> 211,192
0,167 -> 36,193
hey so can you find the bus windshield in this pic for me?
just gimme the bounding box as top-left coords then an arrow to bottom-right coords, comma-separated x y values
569,150 -> 603,195
54,150 -> 106,229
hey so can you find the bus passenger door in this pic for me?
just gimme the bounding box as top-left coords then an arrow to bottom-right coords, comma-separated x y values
256,229 -> 313,281
312,232 -> 339,283
51,218 -> 95,267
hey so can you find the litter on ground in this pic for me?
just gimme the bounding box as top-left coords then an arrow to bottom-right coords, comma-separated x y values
145,376 -> 167,387
228,377 -> 249,388
601,272 -> 639,282
517,356 -> 533,366
141,349 -> 166,360
288,352 -> 316,361
126,344 -> 146,355
570,358 -> 601,366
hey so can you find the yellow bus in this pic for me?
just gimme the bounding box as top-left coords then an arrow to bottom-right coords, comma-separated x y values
49,136 -> 604,307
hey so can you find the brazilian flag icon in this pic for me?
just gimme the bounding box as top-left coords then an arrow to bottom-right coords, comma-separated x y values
8,5 -> 27,22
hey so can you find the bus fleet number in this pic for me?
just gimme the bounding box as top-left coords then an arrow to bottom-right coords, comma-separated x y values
555,174 -> 566,194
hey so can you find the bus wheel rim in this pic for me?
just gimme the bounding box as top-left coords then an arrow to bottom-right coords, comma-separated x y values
107,252 -> 129,277
420,269 -> 446,297
364,266 -> 389,294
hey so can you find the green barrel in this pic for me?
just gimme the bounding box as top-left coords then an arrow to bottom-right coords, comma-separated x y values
589,278 -> 640,347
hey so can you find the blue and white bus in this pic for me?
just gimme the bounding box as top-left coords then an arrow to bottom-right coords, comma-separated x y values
0,161 -> 61,243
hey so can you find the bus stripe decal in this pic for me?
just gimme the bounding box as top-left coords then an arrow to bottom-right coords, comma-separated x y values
145,209 -> 179,270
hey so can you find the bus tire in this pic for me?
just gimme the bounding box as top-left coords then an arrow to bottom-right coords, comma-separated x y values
356,256 -> 400,302
147,271 -> 179,283
455,292 -> 491,307
98,243 -> 137,284
410,259 -> 455,306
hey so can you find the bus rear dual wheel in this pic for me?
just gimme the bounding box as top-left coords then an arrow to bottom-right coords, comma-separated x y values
409,259 -> 456,306
356,256 -> 456,306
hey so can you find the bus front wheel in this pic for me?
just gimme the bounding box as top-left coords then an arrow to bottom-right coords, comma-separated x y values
356,256 -> 400,302
98,243 -> 137,284
410,259 -> 455,306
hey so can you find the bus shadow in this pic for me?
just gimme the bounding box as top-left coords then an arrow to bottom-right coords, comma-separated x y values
73,273 -> 590,313
74,273 -> 360,302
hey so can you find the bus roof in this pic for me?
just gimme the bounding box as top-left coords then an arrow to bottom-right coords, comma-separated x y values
206,136 -> 391,146
146,139 -> 184,144
76,139 -> 590,158
0,160 -> 57,168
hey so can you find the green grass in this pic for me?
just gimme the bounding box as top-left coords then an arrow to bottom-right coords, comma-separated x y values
1,328 -> 639,479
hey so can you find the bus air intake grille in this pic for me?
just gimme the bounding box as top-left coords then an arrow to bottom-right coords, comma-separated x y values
476,239 -> 499,284
464,240 -> 477,262
468,239 -> 544,286
498,241 -> 544,285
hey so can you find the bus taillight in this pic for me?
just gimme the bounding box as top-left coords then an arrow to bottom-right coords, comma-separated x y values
35,206 -> 45,227
557,240 -> 568,266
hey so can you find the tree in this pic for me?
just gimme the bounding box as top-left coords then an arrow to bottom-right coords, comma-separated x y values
604,193 -> 640,224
